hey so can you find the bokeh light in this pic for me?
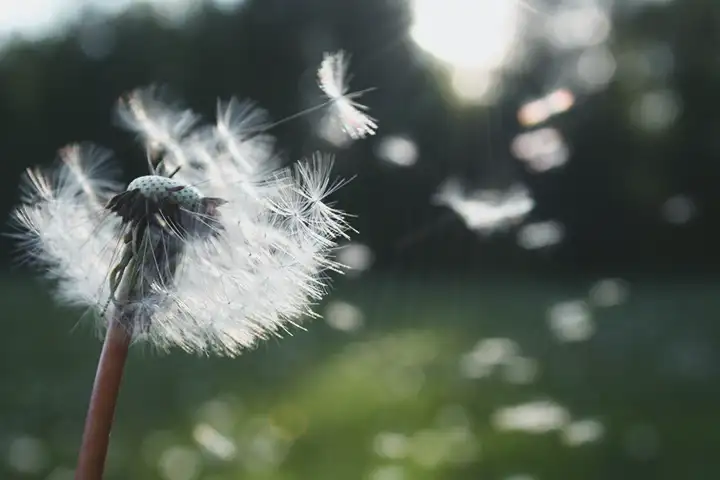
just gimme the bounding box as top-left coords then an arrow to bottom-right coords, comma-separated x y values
561,419 -> 604,446
410,0 -> 523,103
376,135 -> 419,167
492,400 -> 570,433
517,221 -> 565,250
324,300 -> 365,332
547,301 -> 595,343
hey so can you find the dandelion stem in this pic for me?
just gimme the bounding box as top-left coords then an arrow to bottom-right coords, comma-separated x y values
76,254 -> 139,480
75,318 -> 131,480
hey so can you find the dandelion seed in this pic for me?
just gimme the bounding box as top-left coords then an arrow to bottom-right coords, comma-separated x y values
433,179 -> 535,234
317,50 -> 378,140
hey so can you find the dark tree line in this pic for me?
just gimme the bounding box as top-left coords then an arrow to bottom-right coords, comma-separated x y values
0,0 -> 717,277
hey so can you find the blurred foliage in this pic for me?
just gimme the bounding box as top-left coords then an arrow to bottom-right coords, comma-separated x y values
0,0 -> 718,275
2,274 -> 720,480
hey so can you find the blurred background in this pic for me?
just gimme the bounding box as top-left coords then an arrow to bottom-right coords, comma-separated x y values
1,0 -> 719,479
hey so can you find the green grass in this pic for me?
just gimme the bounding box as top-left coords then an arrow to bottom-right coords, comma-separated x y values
1,273 -> 719,479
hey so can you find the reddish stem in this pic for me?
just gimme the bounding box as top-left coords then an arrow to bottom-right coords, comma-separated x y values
75,319 -> 131,480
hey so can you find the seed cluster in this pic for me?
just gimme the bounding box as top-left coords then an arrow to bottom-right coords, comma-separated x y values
127,175 -> 202,210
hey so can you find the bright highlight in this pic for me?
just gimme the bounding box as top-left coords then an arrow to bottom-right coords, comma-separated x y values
410,0 -> 523,103
410,0 -> 520,69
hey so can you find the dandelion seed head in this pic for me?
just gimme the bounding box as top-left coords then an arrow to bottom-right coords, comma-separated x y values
12,82 -> 359,357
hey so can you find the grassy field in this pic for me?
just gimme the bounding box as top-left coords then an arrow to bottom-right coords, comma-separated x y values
1,272 -> 719,480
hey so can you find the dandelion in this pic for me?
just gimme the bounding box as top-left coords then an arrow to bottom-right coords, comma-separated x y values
11,83 -> 360,478
317,50 -> 378,139
16,93 -> 350,354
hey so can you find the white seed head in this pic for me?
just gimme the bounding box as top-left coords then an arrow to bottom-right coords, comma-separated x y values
12,87 -> 357,357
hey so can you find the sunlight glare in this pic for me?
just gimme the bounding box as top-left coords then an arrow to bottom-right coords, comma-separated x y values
410,0 -> 523,103
411,0 -> 520,69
